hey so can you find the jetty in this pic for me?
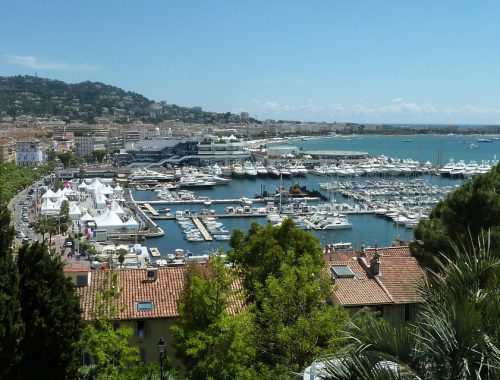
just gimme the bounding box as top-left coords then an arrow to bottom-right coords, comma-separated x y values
191,217 -> 213,241
143,203 -> 159,216
135,197 -> 321,206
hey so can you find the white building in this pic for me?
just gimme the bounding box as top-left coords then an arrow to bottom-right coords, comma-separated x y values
15,141 -> 45,167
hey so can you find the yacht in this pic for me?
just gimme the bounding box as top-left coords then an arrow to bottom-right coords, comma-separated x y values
266,165 -> 281,178
231,163 -> 245,178
254,161 -> 268,177
295,162 -> 309,176
130,168 -> 174,183
243,161 -> 258,178
279,167 -> 292,178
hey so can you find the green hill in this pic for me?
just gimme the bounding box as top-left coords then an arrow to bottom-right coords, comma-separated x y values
0,75 -> 257,124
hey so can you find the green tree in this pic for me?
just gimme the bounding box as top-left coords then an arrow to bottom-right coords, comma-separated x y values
172,259 -> 257,380
322,233 -> 500,380
59,199 -> 70,235
229,219 -> 348,375
412,163 -> 500,269
33,215 -> 58,243
92,149 -> 107,163
17,242 -> 83,379
0,204 -> 23,379
77,270 -> 141,380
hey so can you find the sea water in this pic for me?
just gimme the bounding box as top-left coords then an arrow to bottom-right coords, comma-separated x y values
133,134 -> 499,255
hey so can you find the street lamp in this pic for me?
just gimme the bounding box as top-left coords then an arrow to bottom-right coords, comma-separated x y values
157,337 -> 166,380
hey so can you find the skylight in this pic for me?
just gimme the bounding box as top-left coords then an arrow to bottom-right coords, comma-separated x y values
137,301 -> 154,312
331,265 -> 355,278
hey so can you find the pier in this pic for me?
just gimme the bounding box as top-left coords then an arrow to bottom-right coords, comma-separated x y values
143,203 -> 159,216
191,217 -> 213,241
135,197 -> 321,206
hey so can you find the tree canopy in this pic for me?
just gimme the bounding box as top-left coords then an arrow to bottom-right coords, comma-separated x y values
0,204 -> 23,379
411,162 -> 500,269
229,219 -> 348,375
17,242 -> 83,379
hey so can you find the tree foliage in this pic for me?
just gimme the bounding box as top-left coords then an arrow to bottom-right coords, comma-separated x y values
0,204 -> 23,379
17,241 -> 83,379
172,259 -> 257,380
0,162 -> 52,203
411,163 -> 500,269
229,219 -> 348,376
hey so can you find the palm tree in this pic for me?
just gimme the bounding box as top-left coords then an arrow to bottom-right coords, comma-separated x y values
321,232 -> 500,380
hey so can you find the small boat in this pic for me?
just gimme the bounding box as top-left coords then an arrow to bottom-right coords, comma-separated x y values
402,139 -> 412,142
477,138 -> 492,143
149,247 -> 161,258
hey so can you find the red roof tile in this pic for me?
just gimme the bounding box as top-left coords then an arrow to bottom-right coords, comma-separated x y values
77,267 -> 244,321
325,246 -> 425,307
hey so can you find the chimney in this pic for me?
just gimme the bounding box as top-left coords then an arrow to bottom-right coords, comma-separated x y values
370,247 -> 381,276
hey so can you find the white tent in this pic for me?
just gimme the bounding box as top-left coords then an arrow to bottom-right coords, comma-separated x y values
80,212 -> 94,222
113,184 -> 124,194
78,181 -> 88,191
95,192 -> 108,209
110,201 -> 125,216
68,202 -> 82,220
123,216 -> 139,230
42,189 -> 56,199
95,210 -> 125,232
40,198 -> 59,215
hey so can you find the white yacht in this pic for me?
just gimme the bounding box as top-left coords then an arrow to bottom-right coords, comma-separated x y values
243,161 -> 258,178
267,165 -> 281,178
254,161 -> 268,177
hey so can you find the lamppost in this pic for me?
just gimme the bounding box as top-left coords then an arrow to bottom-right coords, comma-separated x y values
157,337 -> 166,380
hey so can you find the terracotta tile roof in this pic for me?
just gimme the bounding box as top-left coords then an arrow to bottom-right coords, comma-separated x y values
325,246 -> 425,307
77,267 -> 244,321
377,256 -> 425,304
363,246 -> 412,259
328,259 -> 393,306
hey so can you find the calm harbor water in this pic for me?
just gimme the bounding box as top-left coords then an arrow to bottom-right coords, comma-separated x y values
133,134 -> 499,256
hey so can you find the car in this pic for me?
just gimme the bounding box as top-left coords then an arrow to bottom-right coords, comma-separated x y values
22,237 -> 30,244
64,241 -> 73,247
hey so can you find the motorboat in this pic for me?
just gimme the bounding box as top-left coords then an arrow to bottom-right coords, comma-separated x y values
254,161 -> 268,176
243,161 -> 258,178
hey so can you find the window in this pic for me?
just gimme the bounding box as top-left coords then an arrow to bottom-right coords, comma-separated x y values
136,320 -> 146,338
83,352 -> 91,365
331,265 -> 355,278
140,348 -> 146,362
113,322 -> 120,330
376,305 -> 384,317
137,301 -> 154,312
404,304 -> 412,321
76,275 -> 88,287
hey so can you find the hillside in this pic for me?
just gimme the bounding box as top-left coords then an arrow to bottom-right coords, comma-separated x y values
0,75 -> 257,124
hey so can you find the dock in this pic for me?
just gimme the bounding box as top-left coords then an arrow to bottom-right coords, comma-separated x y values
143,203 -> 159,216
135,197 -> 322,206
191,217 -> 213,241
149,247 -> 161,258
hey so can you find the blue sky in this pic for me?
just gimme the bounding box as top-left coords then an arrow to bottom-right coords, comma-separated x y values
1,0 -> 500,124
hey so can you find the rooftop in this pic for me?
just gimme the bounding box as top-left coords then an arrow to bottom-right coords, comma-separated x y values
77,266 -> 244,321
326,246 -> 425,307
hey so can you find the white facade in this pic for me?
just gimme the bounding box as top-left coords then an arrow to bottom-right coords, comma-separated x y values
15,141 -> 45,167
